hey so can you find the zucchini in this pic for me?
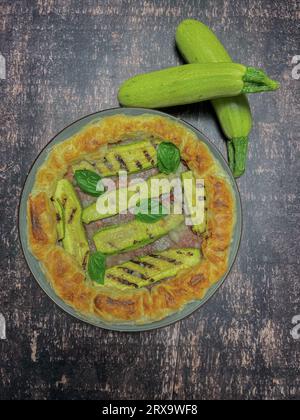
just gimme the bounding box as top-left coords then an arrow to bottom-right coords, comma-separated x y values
54,180 -> 90,269
82,172 -> 175,224
93,215 -> 184,255
181,171 -> 206,234
176,19 -> 253,177
118,63 -> 279,109
96,140 -> 157,176
104,248 -> 201,290
52,198 -> 65,241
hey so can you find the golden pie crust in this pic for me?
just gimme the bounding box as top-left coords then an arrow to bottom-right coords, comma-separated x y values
27,114 -> 236,324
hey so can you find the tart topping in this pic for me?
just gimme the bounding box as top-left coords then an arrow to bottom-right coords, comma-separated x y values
157,142 -> 181,174
52,198 -> 65,241
96,140 -> 157,176
54,179 -> 90,269
93,215 -> 184,255
52,137 -> 208,289
135,199 -> 167,224
74,169 -> 104,197
88,251 -> 106,285
82,173 -> 173,224
181,171 -> 206,234
103,248 -> 201,290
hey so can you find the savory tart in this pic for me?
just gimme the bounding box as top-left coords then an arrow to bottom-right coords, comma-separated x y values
27,114 -> 236,324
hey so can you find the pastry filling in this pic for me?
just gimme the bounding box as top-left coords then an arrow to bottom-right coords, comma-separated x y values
52,136 -> 207,289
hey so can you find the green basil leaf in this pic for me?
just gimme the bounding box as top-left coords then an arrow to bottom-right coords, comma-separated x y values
135,199 -> 168,224
88,252 -> 106,284
157,142 -> 181,174
74,170 -> 104,197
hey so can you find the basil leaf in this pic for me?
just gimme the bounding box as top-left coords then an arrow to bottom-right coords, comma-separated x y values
135,199 -> 168,224
88,252 -> 106,284
157,142 -> 181,174
74,170 -> 104,197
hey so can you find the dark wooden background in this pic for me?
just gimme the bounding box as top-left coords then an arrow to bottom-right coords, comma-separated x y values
0,0 -> 299,400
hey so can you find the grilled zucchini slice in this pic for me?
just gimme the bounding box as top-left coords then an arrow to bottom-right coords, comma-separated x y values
96,140 -> 157,176
104,248 -> 201,290
82,173 -> 174,224
181,171 -> 206,234
93,215 -> 184,255
54,180 -> 90,269
52,198 -> 65,241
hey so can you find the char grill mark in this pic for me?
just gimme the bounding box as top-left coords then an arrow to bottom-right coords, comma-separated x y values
119,266 -> 148,280
68,208 -> 77,224
176,250 -> 194,257
103,156 -> 114,171
62,197 -> 67,208
149,254 -> 181,265
106,274 -> 139,289
143,150 -> 155,165
82,251 -> 89,271
143,150 -> 152,162
130,259 -> 156,270
135,160 -> 143,170
115,154 -> 129,171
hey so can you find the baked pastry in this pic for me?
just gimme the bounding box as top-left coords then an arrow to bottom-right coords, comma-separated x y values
27,114 -> 236,324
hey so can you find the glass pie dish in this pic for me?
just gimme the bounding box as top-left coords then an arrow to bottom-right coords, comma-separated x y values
19,108 -> 242,332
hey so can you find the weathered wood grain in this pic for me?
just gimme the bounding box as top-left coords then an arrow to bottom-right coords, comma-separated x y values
0,0 -> 299,400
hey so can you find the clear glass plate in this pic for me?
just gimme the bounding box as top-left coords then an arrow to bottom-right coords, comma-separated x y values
19,108 -> 242,332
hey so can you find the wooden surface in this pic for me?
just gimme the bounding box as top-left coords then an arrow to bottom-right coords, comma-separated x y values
0,0 -> 299,400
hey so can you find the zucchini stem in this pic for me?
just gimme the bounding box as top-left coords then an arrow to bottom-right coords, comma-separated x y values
243,67 -> 280,93
227,136 -> 249,178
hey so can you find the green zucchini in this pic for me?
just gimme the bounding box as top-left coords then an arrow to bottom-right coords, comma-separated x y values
52,198 -> 65,241
104,248 -> 201,290
54,180 -> 90,269
96,140 -> 157,176
72,141 -> 156,177
82,172 -> 176,224
118,63 -> 279,109
176,19 -> 254,177
181,171 -> 206,234
93,215 -> 184,255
